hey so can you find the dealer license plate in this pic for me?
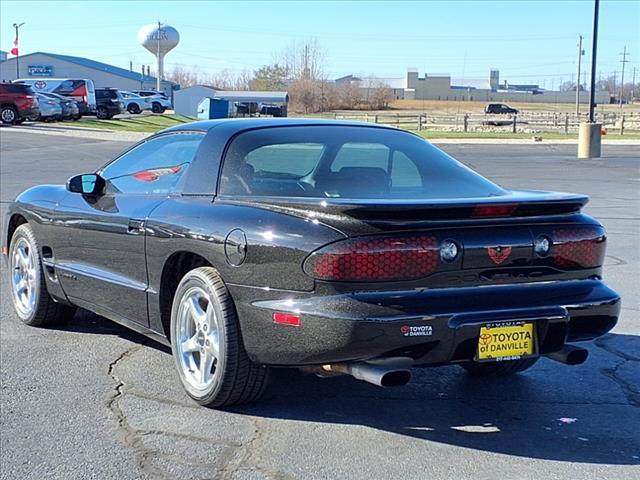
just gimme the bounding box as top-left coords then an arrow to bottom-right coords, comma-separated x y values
477,322 -> 535,361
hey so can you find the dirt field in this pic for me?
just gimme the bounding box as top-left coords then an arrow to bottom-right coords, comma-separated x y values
383,100 -> 640,115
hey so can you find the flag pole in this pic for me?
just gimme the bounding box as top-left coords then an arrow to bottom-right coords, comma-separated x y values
12,22 -> 25,78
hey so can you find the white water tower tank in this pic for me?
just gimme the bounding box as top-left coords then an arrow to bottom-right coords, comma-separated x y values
138,23 -> 180,91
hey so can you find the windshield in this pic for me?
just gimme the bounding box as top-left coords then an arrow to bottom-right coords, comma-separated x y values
219,126 -> 505,199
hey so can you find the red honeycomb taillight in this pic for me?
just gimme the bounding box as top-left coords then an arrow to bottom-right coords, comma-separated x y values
304,235 -> 439,282
552,227 -> 606,269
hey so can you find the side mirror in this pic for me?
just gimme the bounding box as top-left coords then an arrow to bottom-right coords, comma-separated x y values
67,173 -> 106,196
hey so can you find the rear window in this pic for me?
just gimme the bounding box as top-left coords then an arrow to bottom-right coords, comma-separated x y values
219,126 -> 504,199
2,83 -> 34,94
97,90 -> 118,99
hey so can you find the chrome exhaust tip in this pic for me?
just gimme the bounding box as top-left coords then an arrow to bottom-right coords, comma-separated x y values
322,358 -> 412,387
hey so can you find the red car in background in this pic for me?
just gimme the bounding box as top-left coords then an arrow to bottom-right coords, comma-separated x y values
0,83 -> 40,124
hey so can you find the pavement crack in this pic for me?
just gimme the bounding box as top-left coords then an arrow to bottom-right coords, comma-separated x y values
594,336 -> 640,407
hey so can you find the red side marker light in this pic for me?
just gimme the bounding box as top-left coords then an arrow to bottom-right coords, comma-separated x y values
272,312 -> 301,327
472,203 -> 518,217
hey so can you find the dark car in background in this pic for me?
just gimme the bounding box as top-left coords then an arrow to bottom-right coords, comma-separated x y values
3,119 -> 620,409
36,92 -> 81,120
0,82 -> 39,124
485,103 -> 519,114
93,88 -> 125,119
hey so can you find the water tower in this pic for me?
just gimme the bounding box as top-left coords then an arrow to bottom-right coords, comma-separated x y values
138,23 -> 180,91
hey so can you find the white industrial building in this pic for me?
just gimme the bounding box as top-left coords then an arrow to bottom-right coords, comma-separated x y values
174,85 -> 288,117
337,69 -> 611,104
0,52 -> 176,96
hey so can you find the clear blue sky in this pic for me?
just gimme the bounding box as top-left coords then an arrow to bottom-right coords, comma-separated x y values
1,0 -> 638,87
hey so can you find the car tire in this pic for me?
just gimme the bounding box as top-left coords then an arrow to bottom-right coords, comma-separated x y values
460,357 -> 539,376
151,102 -> 165,114
9,224 -> 76,327
170,267 -> 270,408
1,106 -> 18,124
127,104 -> 141,114
96,106 -> 111,120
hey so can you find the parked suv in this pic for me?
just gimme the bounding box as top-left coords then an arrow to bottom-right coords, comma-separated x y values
484,103 -> 519,114
0,83 -> 39,124
119,91 -> 151,114
94,88 -> 125,120
132,90 -> 172,113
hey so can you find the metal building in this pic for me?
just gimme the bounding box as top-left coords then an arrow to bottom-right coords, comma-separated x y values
0,52 -> 177,96
174,85 -> 288,117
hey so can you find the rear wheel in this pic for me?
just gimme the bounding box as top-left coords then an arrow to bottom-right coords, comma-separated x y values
9,224 -> 76,327
96,106 -> 112,120
1,106 -> 18,124
460,357 -> 539,376
170,267 -> 269,408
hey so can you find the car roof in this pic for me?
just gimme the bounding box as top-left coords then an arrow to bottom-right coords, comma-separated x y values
159,117 -> 407,135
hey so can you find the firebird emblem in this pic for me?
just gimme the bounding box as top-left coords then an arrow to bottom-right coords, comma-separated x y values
487,246 -> 512,265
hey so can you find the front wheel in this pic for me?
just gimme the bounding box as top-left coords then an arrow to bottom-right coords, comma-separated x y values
151,102 -> 165,114
127,103 -> 141,114
170,267 -> 269,408
460,357 -> 539,376
9,224 -> 76,326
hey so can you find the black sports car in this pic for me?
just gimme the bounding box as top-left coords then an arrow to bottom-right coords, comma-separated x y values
3,119 -> 621,408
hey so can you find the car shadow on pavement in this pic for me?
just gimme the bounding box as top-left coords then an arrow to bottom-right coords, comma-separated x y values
52,310 -> 639,465
50,308 -> 172,355
233,332 -> 639,466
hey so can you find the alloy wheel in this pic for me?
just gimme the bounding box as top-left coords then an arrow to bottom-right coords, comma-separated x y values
1,108 -> 17,124
10,237 -> 38,317
175,286 -> 220,390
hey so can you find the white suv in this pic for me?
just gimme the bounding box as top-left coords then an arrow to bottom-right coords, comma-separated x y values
119,91 -> 152,114
132,90 -> 172,113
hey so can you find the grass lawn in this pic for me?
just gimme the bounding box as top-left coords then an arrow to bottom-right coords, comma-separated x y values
70,114 -> 194,133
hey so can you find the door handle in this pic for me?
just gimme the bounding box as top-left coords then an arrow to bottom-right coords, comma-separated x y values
128,219 -> 145,233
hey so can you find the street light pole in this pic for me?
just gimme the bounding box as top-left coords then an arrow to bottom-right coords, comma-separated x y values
588,0 -> 599,123
12,22 -> 25,78
579,0 -> 601,158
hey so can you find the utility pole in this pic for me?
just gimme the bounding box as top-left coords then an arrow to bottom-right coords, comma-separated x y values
619,46 -> 629,107
576,35 -> 584,115
303,44 -> 309,80
12,22 -> 25,78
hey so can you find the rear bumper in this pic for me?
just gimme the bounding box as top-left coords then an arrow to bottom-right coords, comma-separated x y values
231,279 -> 621,366
19,106 -> 40,120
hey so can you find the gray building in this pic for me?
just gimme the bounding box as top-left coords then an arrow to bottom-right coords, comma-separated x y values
0,52 -> 176,96
343,68 -> 611,104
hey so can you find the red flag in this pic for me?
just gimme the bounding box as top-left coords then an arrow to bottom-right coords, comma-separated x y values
10,33 -> 18,56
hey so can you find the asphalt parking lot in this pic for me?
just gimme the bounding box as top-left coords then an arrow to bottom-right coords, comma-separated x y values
1,129 -> 638,480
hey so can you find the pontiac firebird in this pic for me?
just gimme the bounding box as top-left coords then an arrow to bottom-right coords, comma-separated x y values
3,119 -> 621,407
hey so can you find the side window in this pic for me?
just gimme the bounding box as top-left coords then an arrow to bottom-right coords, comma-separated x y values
100,133 -> 204,195
390,151 -> 422,193
331,142 -> 389,172
246,143 -> 324,177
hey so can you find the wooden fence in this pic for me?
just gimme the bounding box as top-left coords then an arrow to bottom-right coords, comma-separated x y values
317,112 -> 640,135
